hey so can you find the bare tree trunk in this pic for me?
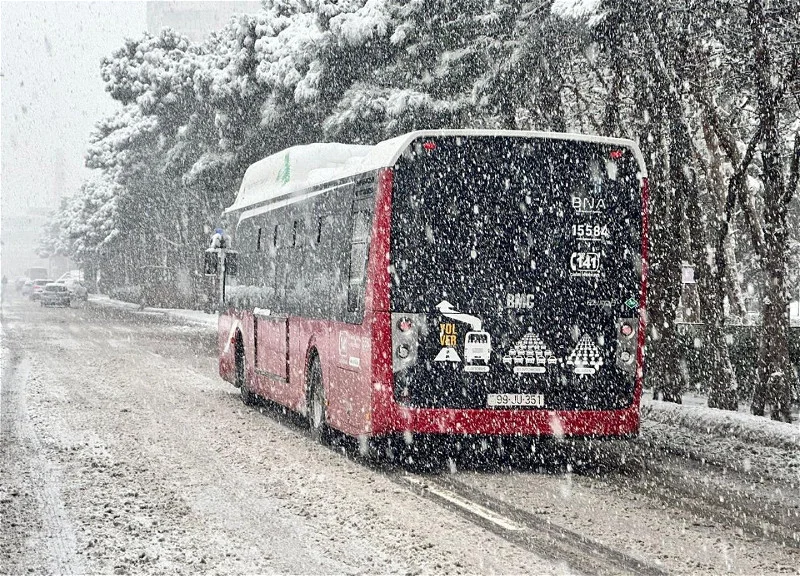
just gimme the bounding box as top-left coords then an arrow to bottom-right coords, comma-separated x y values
747,0 -> 795,421
700,119 -> 746,318
634,71 -> 685,402
639,14 -> 741,406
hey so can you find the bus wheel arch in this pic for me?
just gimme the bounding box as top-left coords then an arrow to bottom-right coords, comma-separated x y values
306,351 -> 329,443
236,331 -> 256,405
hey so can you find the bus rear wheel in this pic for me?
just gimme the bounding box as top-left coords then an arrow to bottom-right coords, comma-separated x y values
307,356 -> 329,444
236,335 -> 255,406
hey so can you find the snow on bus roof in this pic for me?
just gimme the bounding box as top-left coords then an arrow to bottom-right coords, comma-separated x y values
226,130 -> 647,215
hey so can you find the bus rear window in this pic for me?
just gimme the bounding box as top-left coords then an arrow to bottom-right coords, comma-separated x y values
390,136 -> 642,315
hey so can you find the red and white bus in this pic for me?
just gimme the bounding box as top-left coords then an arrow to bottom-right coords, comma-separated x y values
217,130 -> 648,451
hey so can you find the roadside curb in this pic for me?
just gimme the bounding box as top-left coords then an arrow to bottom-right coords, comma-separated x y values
87,295 -> 217,330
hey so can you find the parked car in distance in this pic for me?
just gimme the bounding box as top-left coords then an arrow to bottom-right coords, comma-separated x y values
21,279 -> 34,297
56,278 -> 88,301
41,283 -> 71,307
30,279 -> 54,301
15,276 -> 28,291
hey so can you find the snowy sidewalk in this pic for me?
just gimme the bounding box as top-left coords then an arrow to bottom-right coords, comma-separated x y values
87,294 -> 217,329
642,398 -> 799,450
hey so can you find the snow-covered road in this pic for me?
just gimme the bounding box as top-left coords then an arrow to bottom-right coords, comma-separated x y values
1,298 -> 798,575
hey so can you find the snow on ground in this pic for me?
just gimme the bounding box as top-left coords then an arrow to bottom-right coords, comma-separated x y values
2,300 -> 568,575
4,298 -> 799,574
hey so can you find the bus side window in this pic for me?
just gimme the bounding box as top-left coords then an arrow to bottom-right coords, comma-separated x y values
347,198 -> 373,317
314,213 -> 336,317
293,219 -> 305,248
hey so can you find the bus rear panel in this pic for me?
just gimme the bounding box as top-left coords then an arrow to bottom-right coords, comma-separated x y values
375,135 -> 646,438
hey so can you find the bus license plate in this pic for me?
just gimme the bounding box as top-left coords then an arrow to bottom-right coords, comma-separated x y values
487,393 -> 544,408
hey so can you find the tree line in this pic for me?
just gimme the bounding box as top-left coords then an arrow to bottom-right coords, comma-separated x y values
39,0 -> 799,419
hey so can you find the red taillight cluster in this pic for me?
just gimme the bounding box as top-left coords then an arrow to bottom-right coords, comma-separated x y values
616,319 -> 637,375
392,313 -> 427,373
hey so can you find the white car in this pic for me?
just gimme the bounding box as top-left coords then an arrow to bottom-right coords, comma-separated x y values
41,283 -> 71,307
30,279 -> 53,300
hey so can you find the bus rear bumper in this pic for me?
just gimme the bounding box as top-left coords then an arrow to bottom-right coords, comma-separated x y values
373,404 -> 640,438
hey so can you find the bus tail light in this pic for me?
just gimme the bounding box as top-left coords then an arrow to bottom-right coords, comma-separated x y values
615,318 -> 637,376
392,313 -> 427,373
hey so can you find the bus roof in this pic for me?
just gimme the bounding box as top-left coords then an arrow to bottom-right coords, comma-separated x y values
226,130 -> 647,215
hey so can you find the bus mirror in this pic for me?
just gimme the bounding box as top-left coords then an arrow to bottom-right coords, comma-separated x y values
204,250 -> 218,276
225,251 -> 238,276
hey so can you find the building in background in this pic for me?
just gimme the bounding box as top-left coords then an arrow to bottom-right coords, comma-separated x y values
146,1 -> 262,42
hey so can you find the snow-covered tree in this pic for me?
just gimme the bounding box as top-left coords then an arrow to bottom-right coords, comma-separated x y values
42,0 -> 798,417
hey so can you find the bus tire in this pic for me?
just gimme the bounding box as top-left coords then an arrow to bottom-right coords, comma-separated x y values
307,355 -> 329,444
236,334 -> 255,406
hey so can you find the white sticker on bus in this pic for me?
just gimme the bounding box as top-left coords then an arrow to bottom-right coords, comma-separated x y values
566,334 -> 604,375
502,331 -> 555,374
570,252 -> 601,277
571,196 -> 606,213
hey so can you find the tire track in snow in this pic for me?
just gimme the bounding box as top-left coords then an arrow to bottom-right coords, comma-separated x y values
602,440 -> 800,548
390,472 -> 668,576
0,330 -> 84,575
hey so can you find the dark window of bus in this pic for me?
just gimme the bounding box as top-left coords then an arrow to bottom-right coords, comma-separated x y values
347,198 -> 373,318
293,219 -> 306,248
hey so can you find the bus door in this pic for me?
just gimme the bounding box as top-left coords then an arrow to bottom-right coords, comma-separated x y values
329,190 -> 374,434
253,310 -> 290,402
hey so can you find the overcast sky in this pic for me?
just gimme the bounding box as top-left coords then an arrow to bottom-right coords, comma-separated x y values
1,1 -> 148,277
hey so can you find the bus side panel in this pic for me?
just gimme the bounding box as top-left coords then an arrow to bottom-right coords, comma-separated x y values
365,168 -> 396,435
369,311 -> 398,435
280,317 -> 373,437
322,169 -> 391,436
324,319 -> 373,436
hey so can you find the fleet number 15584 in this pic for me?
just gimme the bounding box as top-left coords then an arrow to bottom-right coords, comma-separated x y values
572,223 -> 609,239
